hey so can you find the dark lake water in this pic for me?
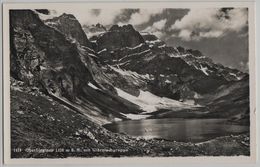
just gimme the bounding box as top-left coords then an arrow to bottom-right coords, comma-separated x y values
104,118 -> 249,142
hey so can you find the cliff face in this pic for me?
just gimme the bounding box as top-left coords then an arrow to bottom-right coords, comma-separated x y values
10,10 -> 94,97
10,10 -> 142,124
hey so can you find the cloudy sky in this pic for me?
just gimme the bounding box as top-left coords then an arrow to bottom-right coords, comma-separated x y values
48,8 -> 249,72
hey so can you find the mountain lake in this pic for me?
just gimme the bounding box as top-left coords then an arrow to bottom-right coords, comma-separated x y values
104,118 -> 249,143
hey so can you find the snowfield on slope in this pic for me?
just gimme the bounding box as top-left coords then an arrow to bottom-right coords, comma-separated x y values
121,113 -> 151,120
115,87 -> 199,114
109,66 -> 151,80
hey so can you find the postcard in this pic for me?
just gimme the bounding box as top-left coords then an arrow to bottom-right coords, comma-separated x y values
2,1 -> 256,165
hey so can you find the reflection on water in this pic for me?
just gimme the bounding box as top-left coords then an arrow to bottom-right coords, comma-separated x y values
104,118 -> 249,142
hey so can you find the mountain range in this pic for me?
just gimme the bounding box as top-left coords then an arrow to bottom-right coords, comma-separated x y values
9,9 -> 250,157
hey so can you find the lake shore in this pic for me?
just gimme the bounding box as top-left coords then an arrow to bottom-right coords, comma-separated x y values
11,89 -> 250,158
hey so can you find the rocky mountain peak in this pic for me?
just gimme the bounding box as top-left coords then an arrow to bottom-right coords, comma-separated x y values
82,23 -> 107,40
95,23 -> 106,30
59,13 -> 77,20
109,24 -> 120,31
45,13 -> 92,48
35,9 -> 50,15
96,24 -> 145,51
109,24 -> 135,32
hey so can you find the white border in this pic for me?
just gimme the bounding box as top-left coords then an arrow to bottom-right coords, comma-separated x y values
2,1 -> 257,165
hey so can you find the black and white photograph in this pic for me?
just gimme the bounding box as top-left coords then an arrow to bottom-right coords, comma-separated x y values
2,1 -> 256,164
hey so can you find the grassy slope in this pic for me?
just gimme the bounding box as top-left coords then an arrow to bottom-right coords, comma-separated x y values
10,88 -> 250,158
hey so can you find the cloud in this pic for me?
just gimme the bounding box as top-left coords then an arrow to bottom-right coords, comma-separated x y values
170,8 -> 248,41
143,19 -> 167,31
143,19 -> 167,38
42,9 -> 123,26
43,8 -> 164,27
127,9 -> 164,25
152,19 -> 167,30
152,31 -> 164,38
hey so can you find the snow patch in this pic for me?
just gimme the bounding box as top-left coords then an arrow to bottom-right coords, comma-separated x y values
82,46 -> 95,53
119,49 -> 151,61
17,110 -> 24,115
165,79 -> 172,83
116,60 -> 131,66
183,99 -> 196,105
229,73 -> 242,80
115,88 -> 195,113
169,53 -> 181,58
40,66 -> 47,70
159,74 -> 165,77
97,48 -> 107,54
122,113 -> 150,120
199,65 -> 209,76
88,53 -> 97,58
45,22 -> 58,27
158,44 -> 166,48
114,118 -> 122,121
143,54 -> 156,62
88,82 -> 100,90
110,66 -> 151,80
145,39 -> 161,44
125,43 -> 145,50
